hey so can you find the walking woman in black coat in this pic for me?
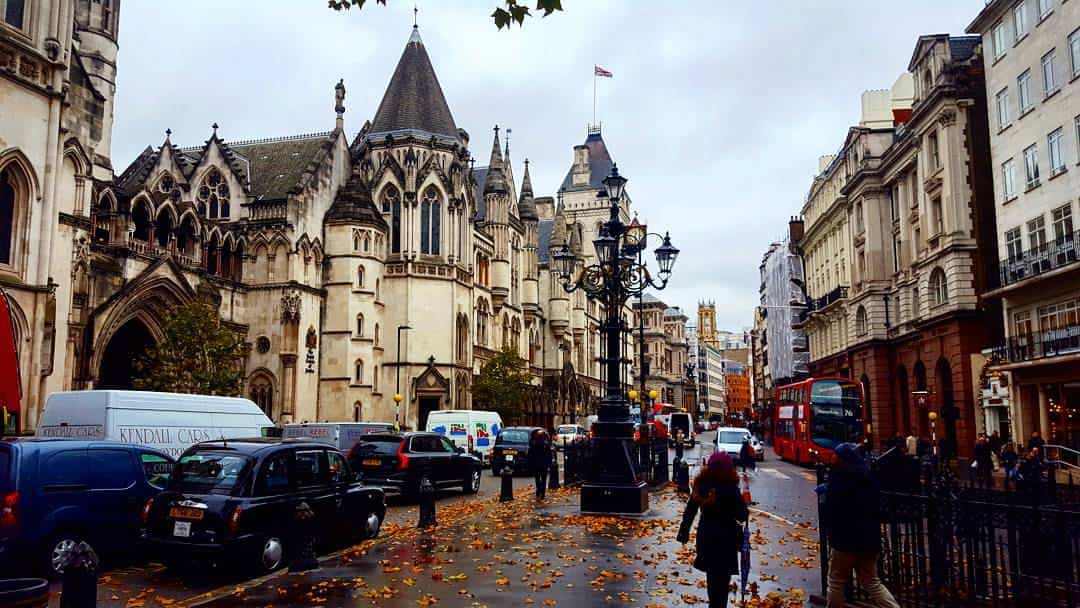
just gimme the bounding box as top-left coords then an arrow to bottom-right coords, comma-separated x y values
677,452 -> 749,607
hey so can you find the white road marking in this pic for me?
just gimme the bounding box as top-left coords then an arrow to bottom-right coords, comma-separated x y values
749,507 -> 798,527
757,467 -> 792,480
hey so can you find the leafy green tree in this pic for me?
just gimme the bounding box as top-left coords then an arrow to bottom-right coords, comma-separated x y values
132,300 -> 247,396
328,0 -> 564,30
471,346 -> 532,421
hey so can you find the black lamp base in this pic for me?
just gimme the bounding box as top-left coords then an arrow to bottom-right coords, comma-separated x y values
580,480 -> 648,514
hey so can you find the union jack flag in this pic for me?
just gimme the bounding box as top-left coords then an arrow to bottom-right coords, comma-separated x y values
594,65 -> 613,78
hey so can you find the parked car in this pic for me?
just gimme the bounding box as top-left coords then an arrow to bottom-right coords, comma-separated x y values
0,438 -> 174,576
715,427 -> 764,461
425,410 -> 502,465
283,422 -> 394,453
143,438 -> 385,574
555,425 -> 587,449
491,427 -> 544,474
348,432 -> 482,497
37,390 -> 274,459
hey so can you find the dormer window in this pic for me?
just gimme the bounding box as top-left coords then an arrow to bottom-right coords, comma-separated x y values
922,69 -> 933,95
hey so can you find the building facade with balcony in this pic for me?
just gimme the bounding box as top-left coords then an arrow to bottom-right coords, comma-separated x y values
969,0 -> 1080,450
696,342 -> 726,417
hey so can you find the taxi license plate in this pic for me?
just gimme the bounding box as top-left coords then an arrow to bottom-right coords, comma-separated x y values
169,506 -> 205,521
503,449 -> 518,455
173,521 -> 191,538
363,458 -> 381,466
504,454 -> 515,462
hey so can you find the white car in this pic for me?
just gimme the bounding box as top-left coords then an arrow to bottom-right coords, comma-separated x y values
556,424 -> 588,448
715,427 -> 764,461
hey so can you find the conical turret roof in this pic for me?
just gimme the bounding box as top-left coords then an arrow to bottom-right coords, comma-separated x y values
483,127 -> 508,195
369,26 -> 459,141
518,159 -> 538,221
325,176 -> 388,229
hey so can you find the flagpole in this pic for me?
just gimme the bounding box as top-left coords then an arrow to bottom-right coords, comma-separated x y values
592,69 -> 597,126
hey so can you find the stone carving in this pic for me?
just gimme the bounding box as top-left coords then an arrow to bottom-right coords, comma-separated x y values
280,290 -> 301,324
938,109 -> 956,127
335,79 -> 346,115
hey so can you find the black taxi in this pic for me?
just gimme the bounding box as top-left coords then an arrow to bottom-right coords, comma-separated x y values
142,438 -> 384,573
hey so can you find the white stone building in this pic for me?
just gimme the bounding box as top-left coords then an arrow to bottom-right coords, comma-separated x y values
0,4 -> 628,433
968,0 -> 1080,449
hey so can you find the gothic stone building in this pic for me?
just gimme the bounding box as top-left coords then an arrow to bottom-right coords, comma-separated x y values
1,5 -> 629,432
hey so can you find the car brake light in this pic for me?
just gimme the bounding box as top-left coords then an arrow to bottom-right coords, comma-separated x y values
228,505 -> 243,534
397,440 -> 409,470
141,497 -> 154,524
0,491 -> 17,527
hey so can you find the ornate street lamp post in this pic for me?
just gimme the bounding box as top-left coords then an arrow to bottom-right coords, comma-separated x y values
552,165 -> 679,514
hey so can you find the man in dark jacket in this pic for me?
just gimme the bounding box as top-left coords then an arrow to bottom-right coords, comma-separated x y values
823,443 -> 899,608
528,429 -> 552,499
973,434 -> 994,487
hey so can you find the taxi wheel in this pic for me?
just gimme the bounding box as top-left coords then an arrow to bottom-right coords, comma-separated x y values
256,536 -> 285,573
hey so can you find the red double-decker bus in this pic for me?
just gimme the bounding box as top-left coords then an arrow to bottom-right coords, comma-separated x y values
773,377 -> 863,466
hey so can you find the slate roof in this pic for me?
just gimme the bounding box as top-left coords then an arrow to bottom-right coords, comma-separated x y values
368,26 -> 459,141
664,307 -> 688,318
325,176 -> 388,229
228,133 -> 334,200
537,218 -> 554,263
558,131 -> 615,193
472,166 -> 489,221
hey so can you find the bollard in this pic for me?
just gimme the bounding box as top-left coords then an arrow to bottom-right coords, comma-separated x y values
58,541 -> 98,608
289,501 -> 319,572
418,477 -> 437,528
656,445 -> 670,483
549,453 -> 560,490
500,465 -> 515,502
676,459 -> 691,493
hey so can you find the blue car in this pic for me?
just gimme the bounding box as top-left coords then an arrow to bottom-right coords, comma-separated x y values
0,439 -> 173,576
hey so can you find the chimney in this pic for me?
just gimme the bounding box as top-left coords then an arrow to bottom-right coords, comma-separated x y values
571,144 -> 590,187
789,216 -> 805,246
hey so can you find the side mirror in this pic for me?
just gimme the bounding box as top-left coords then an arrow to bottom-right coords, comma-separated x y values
456,446 -> 466,454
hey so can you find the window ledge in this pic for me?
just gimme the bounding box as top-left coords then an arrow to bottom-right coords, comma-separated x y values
1044,87 -> 1062,102
1013,32 -> 1028,46
1003,194 -> 1019,205
992,53 -> 1007,66
1048,166 -> 1068,181
997,122 -> 1013,135
1073,71 -> 1080,85
1025,180 -> 1042,192
1019,105 -> 1036,119
1037,11 -> 1053,25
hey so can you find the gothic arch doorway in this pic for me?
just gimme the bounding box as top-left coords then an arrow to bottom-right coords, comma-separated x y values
98,319 -> 155,389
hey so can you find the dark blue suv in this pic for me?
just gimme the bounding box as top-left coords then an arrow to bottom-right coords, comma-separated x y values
0,439 -> 173,576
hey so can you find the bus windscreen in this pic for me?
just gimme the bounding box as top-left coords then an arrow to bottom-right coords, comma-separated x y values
809,380 -> 861,449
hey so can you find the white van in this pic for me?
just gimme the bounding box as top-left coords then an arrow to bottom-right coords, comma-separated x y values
37,390 -> 274,458
425,410 -> 503,464
283,422 -> 394,453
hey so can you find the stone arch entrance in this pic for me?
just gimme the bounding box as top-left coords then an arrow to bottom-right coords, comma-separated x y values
98,318 -> 155,389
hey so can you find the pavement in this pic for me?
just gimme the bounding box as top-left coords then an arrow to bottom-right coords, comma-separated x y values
49,433 -> 823,608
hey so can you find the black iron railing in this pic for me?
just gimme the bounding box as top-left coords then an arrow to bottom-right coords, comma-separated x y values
999,232 -> 1080,288
808,286 -> 849,313
816,459 -> 1080,607
992,323 -> 1080,363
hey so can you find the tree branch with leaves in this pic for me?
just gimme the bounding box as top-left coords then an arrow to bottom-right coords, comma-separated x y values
132,300 -> 248,396
327,0 -> 564,30
471,346 -> 533,422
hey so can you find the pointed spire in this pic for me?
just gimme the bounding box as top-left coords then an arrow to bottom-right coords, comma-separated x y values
518,158 -> 538,221
409,24 -> 422,44
211,123 -> 219,137
165,128 -> 172,142
551,202 -> 567,247
483,125 -> 508,195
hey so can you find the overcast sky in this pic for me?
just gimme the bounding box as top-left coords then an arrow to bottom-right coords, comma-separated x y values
113,1 -> 980,331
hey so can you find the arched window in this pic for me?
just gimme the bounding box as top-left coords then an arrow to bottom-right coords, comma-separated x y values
0,169 -> 16,264
353,230 -> 361,251
197,168 -> 231,219
855,306 -> 868,336
249,375 -> 274,417
384,186 -> 402,254
929,268 -> 948,307
373,366 -> 379,391
132,199 -> 152,242
356,313 -> 364,337
206,233 -> 220,275
353,401 -> 362,422
232,242 -> 245,281
177,215 -> 198,257
420,187 -> 441,255
374,323 -> 381,347
155,209 -> 173,248
456,314 -> 469,362
375,279 -> 380,300
3,0 -> 26,30
354,359 -> 364,384
362,234 -> 370,253
357,265 -> 365,288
